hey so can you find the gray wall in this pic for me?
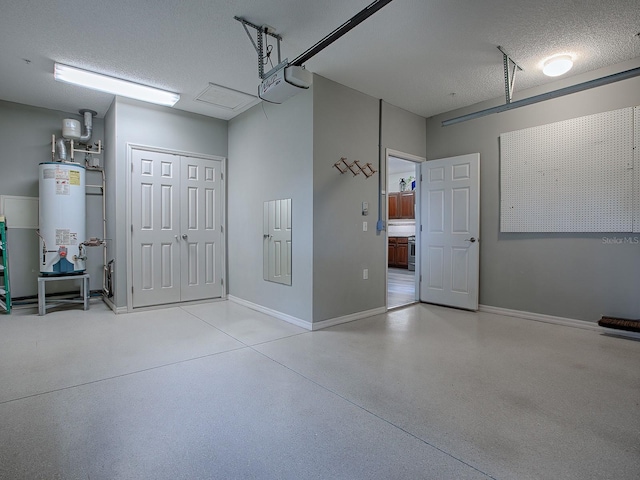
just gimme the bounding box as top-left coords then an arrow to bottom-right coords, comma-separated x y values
107,97 -> 228,308
381,101 -> 427,159
103,99 -> 117,302
227,87 -> 314,323
0,79 -> 425,321
380,100 -> 426,231
426,58 -> 640,322
228,76 -> 427,324
312,76 -> 384,321
0,100 -> 105,297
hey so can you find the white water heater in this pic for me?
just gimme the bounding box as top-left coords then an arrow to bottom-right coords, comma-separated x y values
38,162 -> 86,275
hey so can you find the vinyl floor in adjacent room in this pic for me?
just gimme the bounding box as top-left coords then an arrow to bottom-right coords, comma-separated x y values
1,299 -> 639,479
388,267 -> 416,308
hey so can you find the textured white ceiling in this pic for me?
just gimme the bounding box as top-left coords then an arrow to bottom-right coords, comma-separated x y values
0,0 -> 638,120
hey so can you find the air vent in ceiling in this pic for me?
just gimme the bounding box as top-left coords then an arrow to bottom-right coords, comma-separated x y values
195,83 -> 257,111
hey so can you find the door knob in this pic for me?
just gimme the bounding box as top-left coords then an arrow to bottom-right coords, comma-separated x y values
465,237 -> 477,243
182,234 -> 188,239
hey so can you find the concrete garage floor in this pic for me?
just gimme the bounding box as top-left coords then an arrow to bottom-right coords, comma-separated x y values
1,300 -> 639,479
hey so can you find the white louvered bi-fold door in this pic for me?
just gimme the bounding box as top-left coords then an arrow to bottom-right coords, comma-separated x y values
132,150 -> 222,308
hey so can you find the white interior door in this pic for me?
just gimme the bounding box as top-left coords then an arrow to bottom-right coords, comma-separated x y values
132,149 -> 224,308
420,153 -> 480,310
180,156 -> 223,301
263,198 -> 292,285
132,150 -> 181,308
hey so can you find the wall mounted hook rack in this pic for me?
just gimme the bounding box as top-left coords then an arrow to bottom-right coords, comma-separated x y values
354,160 -> 377,178
333,157 -> 377,178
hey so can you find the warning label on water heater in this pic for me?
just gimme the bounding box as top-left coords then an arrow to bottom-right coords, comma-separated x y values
55,169 -> 68,181
56,229 -> 77,245
69,170 -> 80,186
55,168 -> 70,195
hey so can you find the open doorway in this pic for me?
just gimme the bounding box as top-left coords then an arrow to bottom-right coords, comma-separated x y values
387,152 -> 422,309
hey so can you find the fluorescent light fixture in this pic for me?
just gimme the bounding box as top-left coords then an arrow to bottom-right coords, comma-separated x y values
542,55 -> 573,77
54,63 -> 180,106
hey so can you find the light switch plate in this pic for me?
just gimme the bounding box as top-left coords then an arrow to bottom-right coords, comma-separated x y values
362,202 -> 369,215
363,221 -> 368,232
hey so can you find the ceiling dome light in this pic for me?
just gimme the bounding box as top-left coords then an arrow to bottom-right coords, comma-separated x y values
543,55 -> 573,77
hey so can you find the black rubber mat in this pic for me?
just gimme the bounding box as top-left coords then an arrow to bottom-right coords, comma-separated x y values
598,316 -> 640,333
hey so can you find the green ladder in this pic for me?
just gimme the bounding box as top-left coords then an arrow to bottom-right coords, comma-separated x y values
0,216 -> 10,314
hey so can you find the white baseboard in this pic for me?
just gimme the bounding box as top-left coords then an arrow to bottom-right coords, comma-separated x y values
228,295 -> 313,330
102,296 -> 127,314
311,307 -> 387,331
228,296 -> 386,331
479,304 -> 640,340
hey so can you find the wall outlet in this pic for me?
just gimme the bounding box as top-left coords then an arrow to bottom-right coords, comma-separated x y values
363,268 -> 368,280
363,221 -> 368,232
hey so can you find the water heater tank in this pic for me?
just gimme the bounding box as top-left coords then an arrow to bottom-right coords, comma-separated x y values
38,162 -> 86,275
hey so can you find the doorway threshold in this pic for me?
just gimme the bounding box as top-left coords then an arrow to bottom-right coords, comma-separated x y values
387,300 -> 418,311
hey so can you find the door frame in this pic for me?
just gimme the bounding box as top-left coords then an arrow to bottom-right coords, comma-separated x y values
385,148 -> 425,310
125,143 -> 227,312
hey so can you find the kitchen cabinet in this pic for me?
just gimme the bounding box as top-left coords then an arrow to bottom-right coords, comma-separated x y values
388,191 -> 415,219
388,236 -> 409,268
396,242 -> 408,267
399,191 -> 415,219
388,193 -> 399,219
388,241 -> 396,266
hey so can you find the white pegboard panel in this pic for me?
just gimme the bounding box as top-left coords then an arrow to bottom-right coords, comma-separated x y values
0,195 -> 39,228
500,107 -> 635,232
634,106 -> 640,234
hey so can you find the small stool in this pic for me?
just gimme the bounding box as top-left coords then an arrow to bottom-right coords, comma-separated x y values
37,273 -> 90,315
